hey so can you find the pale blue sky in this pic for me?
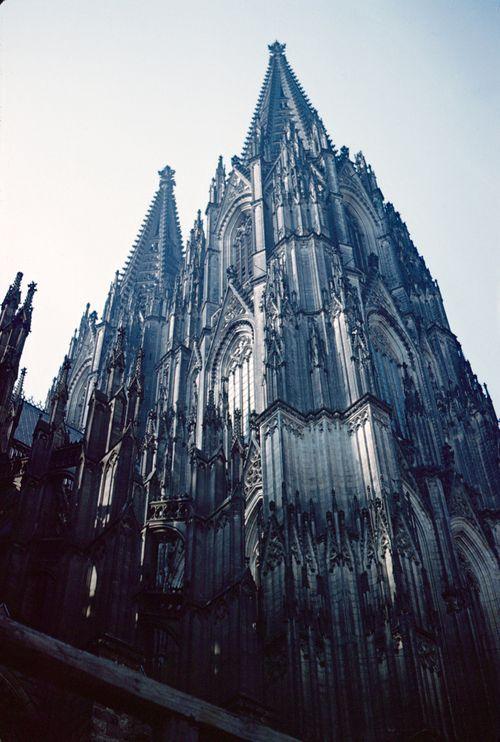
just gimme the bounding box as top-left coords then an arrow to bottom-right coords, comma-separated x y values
1,0 -> 499,409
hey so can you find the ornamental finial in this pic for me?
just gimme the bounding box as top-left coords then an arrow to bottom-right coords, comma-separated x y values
268,41 -> 286,56
158,165 -> 176,186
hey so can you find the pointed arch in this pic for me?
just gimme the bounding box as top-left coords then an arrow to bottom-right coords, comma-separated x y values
67,358 -> 92,429
340,185 -> 379,271
220,197 -> 254,288
451,517 -> 500,652
368,313 -> 413,435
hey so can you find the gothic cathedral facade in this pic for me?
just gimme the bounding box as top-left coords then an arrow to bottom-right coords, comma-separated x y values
0,42 -> 498,741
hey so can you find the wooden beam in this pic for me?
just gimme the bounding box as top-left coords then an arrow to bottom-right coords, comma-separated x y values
0,610 -> 297,742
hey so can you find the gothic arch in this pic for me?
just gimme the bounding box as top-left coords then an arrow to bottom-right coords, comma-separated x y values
368,314 -> 416,434
67,358 -> 92,429
220,200 -> 253,286
451,518 -> 500,648
210,325 -> 255,439
367,308 -> 414,365
342,191 -> 379,270
209,319 -> 254,385
406,489 -> 442,602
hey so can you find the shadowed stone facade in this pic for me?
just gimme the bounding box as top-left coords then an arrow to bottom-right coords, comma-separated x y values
0,42 -> 498,741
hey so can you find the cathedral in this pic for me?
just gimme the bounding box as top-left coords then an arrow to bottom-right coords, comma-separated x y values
0,42 -> 498,741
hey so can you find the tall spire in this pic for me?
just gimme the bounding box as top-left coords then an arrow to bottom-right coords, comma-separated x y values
241,41 -> 317,165
120,166 -> 182,303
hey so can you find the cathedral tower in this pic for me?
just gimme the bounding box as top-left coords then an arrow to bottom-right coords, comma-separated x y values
0,42 -> 498,742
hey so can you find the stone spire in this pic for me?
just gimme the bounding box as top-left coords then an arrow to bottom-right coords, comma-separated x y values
241,40 -> 318,165
13,367 -> 26,400
209,155 -> 226,205
120,165 -> 182,304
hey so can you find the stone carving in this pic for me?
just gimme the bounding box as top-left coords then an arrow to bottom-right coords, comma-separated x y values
416,636 -> 441,674
148,498 -> 191,522
308,317 -> 326,371
243,450 -> 262,500
221,293 -> 245,330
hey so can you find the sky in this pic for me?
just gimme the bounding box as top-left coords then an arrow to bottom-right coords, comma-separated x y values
1,0 -> 499,409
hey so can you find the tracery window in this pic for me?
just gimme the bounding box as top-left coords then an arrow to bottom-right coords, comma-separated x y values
223,334 -> 254,439
155,530 -> 185,592
232,213 -> 254,284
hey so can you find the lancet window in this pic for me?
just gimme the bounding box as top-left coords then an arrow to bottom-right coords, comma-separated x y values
346,209 -> 368,272
222,334 -> 254,439
232,213 -> 254,284
370,323 -> 410,436
154,530 -> 185,592
67,363 -> 91,429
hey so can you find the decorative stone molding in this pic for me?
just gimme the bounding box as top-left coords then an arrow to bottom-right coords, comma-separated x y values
147,498 -> 191,523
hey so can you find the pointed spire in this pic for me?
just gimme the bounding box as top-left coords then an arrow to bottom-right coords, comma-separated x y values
209,155 -> 226,205
120,165 -> 182,303
2,272 -> 23,311
13,367 -> 26,400
129,346 -> 144,393
240,42 -> 318,166
19,281 -> 36,332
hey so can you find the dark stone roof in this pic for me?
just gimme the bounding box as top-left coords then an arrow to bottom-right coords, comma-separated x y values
13,401 -> 83,447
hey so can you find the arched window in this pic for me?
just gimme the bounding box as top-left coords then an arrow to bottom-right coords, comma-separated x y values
232,213 -> 254,284
67,362 -> 91,429
369,321 -> 411,436
346,209 -> 367,272
223,334 -> 254,439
